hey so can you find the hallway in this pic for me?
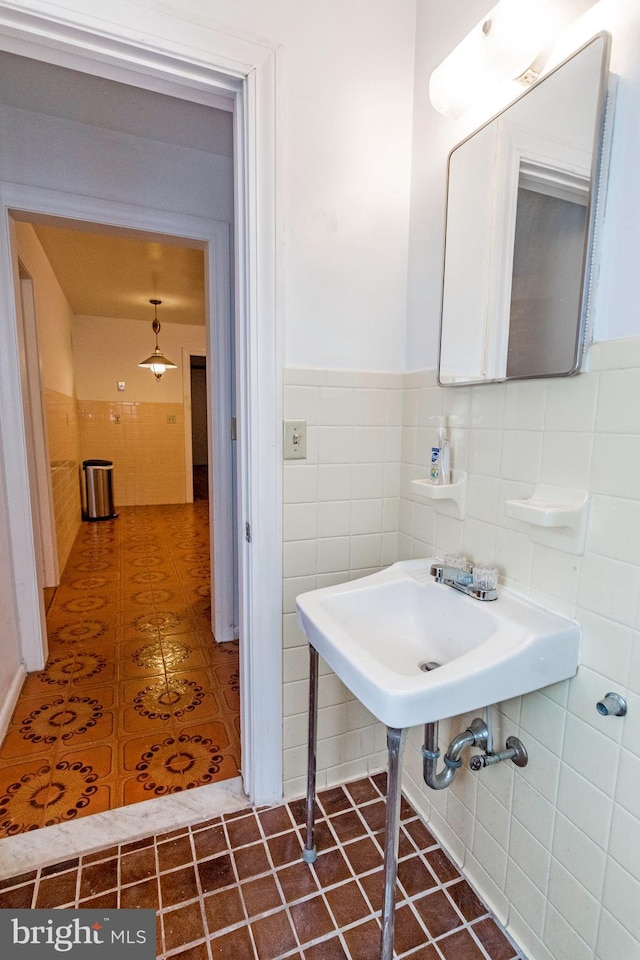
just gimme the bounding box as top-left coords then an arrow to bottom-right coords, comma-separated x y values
0,503 -> 240,836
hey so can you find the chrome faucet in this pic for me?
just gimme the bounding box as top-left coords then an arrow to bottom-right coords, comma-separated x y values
430,558 -> 498,601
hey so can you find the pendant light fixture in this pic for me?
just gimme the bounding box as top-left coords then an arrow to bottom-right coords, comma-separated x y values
138,299 -> 177,381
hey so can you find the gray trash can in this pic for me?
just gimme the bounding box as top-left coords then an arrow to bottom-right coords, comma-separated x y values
83,459 -> 118,521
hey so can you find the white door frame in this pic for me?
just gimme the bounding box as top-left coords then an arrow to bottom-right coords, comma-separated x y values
182,348 -> 200,507
182,349 -> 210,510
182,347 -> 239,641
0,5 -> 283,806
16,269 -> 58,589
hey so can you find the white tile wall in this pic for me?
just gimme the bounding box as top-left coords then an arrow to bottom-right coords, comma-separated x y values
399,340 -> 640,960
282,367 -> 402,798
281,347 -> 640,960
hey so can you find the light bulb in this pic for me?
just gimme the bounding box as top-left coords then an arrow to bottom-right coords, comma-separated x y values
429,0 -> 599,118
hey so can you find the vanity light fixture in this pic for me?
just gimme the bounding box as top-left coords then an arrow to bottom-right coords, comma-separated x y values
138,299 -> 177,381
429,0 -> 599,119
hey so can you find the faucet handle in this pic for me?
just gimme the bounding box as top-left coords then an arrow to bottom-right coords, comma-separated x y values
469,564 -> 498,601
472,565 -> 498,592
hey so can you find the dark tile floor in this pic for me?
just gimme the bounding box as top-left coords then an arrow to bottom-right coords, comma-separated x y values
0,775 -> 523,960
0,503 -> 240,836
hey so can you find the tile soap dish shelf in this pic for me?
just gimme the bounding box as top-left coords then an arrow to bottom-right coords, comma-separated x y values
410,473 -> 466,519
505,485 -> 590,555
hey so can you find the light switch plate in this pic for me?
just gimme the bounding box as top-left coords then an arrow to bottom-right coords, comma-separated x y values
117,381 -> 126,392
284,419 -> 307,460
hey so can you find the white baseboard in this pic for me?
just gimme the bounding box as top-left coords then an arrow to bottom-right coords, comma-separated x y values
0,664 -> 26,742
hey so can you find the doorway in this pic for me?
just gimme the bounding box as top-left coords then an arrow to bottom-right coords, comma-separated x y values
190,356 -> 209,501
0,11 -> 282,811
10,211 -> 236,647
0,215 -> 242,830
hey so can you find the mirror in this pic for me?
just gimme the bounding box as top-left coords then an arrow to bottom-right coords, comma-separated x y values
438,34 -> 611,386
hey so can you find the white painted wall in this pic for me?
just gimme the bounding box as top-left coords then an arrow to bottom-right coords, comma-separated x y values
174,0 -> 416,371
406,0 -> 640,371
15,222 -> 75,396
73,315 -> 206,403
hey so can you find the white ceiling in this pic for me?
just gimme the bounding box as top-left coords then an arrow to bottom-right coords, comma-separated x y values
25,218 -> 206,326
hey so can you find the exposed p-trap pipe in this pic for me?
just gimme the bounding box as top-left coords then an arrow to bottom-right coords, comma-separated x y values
422,717 -> 489,790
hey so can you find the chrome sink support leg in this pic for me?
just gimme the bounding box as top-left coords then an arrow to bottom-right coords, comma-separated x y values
381,726 -> 407,960
303,644 -> 319,864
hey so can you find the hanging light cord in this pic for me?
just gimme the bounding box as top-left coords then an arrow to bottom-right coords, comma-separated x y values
151,299 -> 162,348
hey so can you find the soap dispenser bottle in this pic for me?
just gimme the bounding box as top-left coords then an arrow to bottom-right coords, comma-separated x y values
430,420 -> 450,485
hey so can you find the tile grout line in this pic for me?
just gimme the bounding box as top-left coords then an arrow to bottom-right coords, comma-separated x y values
318,783 -> 517,959
315,785 -> 388,957
220,807 -> 262,959
0,773 -> 524,959
252,803 -> 307,958
183,815 -> 214,960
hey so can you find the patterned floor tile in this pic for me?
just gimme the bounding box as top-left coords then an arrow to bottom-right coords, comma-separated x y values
0,504 -> 241,837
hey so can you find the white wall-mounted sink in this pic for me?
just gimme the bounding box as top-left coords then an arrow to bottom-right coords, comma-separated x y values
296,559 -> 580,728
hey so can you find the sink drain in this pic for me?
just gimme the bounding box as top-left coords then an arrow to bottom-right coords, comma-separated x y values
419,660 -> 441,672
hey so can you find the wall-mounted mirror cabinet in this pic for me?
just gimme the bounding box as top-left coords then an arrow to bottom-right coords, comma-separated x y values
438,34 -> 611,386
